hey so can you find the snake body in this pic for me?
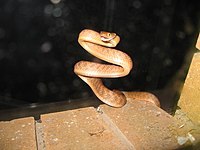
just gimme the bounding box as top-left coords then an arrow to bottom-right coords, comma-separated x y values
74,29 -> 160,107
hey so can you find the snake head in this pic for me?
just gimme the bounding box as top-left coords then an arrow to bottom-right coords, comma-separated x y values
100,31 -> 120,47
100,31 -> 117,42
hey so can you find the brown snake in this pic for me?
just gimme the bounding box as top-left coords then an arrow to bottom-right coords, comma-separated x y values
74,29 -> 160,108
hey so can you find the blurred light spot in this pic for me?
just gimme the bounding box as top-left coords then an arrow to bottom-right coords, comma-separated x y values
133,0 -> 142,9
0,28 -> 6,39
37,82 -> 47,96
81,92 -> 89,98
163,58 -> 172,66
29,103 -> 37,108
73,79 -> 81,87
153,47 -> 160,54
176,31 -> 185,39
184,21 -> 194,34
141,42 -> 150,50
44,4 -> 54,15
162,16 -> 170,25
50,0 -> 61,4
53,7 -> 62,17
41,41 -> 52,53
48,82 -> 58,93
127,22 -> 136,32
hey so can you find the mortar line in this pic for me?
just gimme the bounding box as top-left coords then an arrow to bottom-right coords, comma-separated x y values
97,107 -> 136,150
35,120 -> 46,150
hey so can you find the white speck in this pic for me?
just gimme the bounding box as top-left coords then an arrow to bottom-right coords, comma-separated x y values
76,140 -> 79,143
11,138 -> 15,141
177,133 -> 196,145
188,133 -> 195,143
30,103 -> 38,108
97,106 -> 101,111
86,117 -> 89,120
178,124 -> 185,129
97,107 -> 103,114
156,111 -> 161,116
15,130 -> 21,134
53,138 -> 59,141
177,136 -> 188,145
124,131 -> 129,134
145,126 -> 150,130
21,124 -> 25,128
68,125 -> 71,127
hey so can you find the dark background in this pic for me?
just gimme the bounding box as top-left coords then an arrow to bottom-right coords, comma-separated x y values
0,0 -> 199,112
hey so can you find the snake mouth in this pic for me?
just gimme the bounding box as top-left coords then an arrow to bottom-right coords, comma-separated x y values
100,31 -> 117,42
100,33 -> 120,47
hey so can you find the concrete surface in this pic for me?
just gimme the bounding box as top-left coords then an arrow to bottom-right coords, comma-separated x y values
178,52 -> 200,125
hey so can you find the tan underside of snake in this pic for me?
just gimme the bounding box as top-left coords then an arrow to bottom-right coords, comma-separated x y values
74,29 -> 160,108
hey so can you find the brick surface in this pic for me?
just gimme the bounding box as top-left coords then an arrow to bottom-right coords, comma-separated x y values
196,33 -> 200,50
0,117 -> 37,150
0,100 -> 198,149
178,53 -> 200,125
41,107 -> 129,150
100,100 -> 181,150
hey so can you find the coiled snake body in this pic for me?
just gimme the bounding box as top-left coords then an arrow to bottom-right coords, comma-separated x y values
74,29 -> 160,107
